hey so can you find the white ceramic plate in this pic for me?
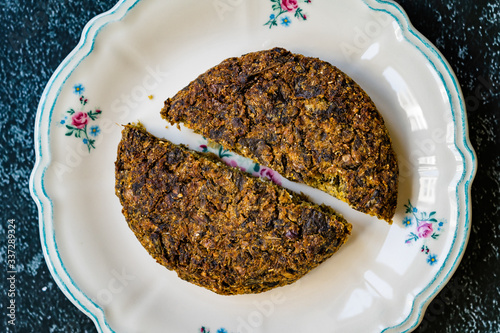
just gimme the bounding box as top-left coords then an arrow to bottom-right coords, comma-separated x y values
30,0 -> 477,332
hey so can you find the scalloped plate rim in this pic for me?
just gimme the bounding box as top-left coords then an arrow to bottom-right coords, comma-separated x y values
29,1 -> 477,332
362,1 -> 476,331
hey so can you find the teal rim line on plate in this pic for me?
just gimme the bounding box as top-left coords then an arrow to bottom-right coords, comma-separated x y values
30,1 -> 142,332
362,0 -> 476,331
29,1 -> 477,332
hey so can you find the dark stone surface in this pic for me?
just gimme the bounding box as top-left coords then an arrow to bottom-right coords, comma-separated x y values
0,0 -> 498,332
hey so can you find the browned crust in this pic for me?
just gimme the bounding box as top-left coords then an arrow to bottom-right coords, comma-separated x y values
161,47 -> 398,222
115,124 -> 352,295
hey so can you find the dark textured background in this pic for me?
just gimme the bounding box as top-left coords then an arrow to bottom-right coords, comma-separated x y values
0,0 -> 498,332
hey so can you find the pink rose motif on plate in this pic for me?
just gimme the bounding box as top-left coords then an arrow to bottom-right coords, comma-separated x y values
71,112 -> 89,129
403,200 -> 445,266
417,222 -> 433,238
281,0 -> 298,11
260,167 -> 282,186
264,0 -> 310,29
62,84 -> 103,153
197,140 -> 283,187
226,159 -> 246,172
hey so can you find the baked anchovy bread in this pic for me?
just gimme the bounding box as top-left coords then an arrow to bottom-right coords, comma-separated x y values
161,47 -> 398,222
115,124 -> 352,295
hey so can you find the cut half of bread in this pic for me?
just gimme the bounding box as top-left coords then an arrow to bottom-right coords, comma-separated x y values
161,47 -> 399,222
